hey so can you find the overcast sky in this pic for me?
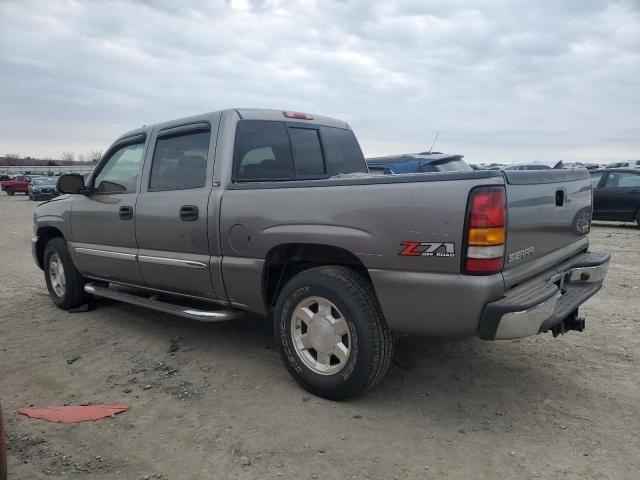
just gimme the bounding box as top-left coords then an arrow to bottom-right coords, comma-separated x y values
1,0 -> 638,164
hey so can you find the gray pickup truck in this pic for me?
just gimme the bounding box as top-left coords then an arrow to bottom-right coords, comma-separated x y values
32,108 -> 609,399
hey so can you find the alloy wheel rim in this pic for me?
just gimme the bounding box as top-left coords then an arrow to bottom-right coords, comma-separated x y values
49,253 -> 66,297
291,296 -> 351,375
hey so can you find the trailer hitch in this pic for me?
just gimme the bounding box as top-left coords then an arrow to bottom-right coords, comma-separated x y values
551,310 -> 585,337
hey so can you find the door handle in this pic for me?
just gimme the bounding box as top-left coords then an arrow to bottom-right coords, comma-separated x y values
119,205 -> 133,220
180,205 -> 199,221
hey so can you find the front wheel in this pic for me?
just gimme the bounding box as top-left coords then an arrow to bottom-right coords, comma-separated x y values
44,237 -> 89,309
274,266 -> 393,400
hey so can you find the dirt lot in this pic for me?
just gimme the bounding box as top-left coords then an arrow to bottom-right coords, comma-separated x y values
0,193 -> 638,480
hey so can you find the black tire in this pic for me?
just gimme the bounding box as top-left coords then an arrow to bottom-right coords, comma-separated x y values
274,266 -> 394,400
43,237 -> 89,309
635,209 -> 640,228
5,187 -> 13,196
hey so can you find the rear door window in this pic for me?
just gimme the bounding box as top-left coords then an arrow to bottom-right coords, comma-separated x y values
320,126 -> 366,176
149,130 -> 210,191
234,121 -> 295,180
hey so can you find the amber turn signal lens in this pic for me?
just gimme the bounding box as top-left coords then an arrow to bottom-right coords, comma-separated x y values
468,227 -> 505,246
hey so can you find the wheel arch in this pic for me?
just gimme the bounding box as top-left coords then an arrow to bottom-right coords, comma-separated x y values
35,226 -> 65,269
262,243 -> 373,311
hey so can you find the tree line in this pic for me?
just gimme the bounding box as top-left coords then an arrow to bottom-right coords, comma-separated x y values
1,150 -> 102,167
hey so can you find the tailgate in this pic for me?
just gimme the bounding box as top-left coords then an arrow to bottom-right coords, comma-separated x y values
502,169 -> 592,278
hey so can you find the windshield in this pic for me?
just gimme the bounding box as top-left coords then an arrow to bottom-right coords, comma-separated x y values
32,178 -> 56,186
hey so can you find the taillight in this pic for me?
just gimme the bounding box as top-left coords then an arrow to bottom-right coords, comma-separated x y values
283,111 -> 313,120
464,186 -> 506,274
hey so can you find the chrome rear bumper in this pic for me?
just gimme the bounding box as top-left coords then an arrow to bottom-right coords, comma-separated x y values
480,252 -> 610,340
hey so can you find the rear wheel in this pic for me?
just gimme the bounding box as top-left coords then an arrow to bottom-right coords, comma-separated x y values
274,266 -> 393,400
44,237 -> 89,309
5,187 -> 13,196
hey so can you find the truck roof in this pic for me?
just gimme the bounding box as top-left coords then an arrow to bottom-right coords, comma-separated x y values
114,108 -> 350,144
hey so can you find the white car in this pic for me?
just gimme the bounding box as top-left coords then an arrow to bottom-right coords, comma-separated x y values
605,160 -> 640,169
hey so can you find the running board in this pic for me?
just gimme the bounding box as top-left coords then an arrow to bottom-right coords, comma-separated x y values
84,283 -> 242,322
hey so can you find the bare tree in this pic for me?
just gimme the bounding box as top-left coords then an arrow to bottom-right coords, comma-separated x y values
4,153 -> 20,166
87,150 -> 102,164
60,152 -> 74,164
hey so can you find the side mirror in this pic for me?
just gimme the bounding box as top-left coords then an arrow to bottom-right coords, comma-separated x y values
57,174 -> 87,194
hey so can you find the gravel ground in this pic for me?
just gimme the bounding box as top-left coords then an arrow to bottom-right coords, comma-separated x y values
0,193 -> 638,480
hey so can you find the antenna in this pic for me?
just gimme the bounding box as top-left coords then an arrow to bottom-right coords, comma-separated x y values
427,132 -> 440,154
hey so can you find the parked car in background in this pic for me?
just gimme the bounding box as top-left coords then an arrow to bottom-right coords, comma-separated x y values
28,177 -> 59,201
502,160 -> 564,171
32,108 -> 610,399
1,174 -> 37,195
591,169 -> 640,225
366,153 -> 471,174
0,173 -> 13,182
605,160 -> 640,169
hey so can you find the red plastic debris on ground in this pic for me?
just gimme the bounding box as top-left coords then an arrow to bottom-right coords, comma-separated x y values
17,404 -> 128,424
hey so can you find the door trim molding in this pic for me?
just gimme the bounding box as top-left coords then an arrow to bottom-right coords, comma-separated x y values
138,255 -> 208,269
75,247 -> 137,261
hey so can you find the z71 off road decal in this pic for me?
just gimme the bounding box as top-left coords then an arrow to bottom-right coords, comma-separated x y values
399,241 -> 456,257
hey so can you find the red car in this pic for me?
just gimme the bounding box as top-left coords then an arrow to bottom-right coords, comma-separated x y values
1,174 -> 37,195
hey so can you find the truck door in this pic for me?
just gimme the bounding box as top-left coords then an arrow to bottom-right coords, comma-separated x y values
70,135 -> 146,283
134,120 -> 220,299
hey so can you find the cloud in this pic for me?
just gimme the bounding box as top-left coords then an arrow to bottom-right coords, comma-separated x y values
0,0 -> 638,163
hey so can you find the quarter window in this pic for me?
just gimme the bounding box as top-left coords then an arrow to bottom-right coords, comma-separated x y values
149,130 -> 210,191
94,143 -> 144,194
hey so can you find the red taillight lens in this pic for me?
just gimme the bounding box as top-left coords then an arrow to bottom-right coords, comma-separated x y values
283,111 -> 313,120
469,188 -> 506,227
464,187 -> 507,275
465,257 -> 504,273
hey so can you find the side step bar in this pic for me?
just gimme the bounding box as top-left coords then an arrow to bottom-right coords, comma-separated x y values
84,283 -> 242,322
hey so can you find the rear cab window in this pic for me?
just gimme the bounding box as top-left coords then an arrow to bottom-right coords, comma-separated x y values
233,120 -> 366,181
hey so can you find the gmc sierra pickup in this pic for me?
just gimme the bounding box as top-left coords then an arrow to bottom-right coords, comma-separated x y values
32,108 -> 609,399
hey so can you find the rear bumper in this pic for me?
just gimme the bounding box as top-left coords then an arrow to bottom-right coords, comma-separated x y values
479,252 -> 610,340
